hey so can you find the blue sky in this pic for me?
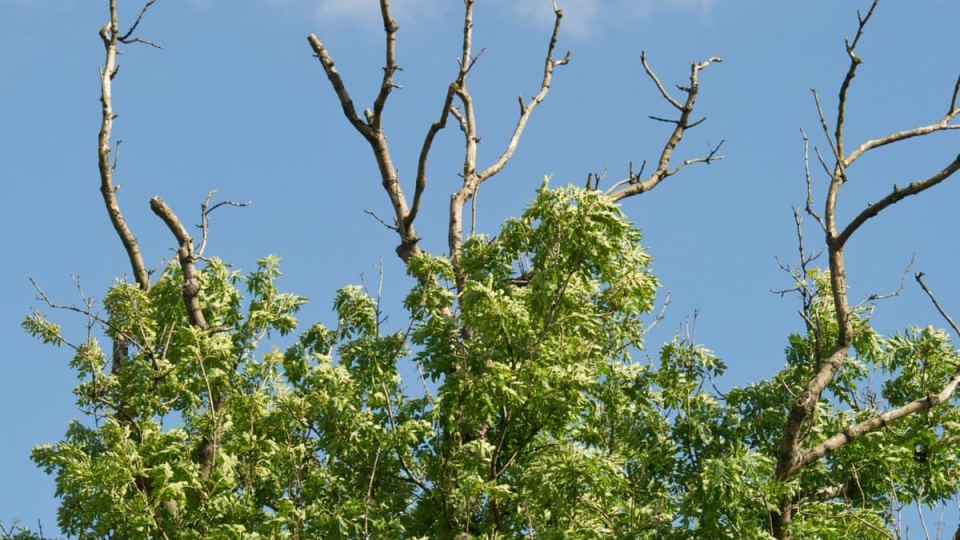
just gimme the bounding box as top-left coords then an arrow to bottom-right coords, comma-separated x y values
2,0 -> 959,535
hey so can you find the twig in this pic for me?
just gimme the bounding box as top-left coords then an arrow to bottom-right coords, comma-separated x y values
916,272 -> 960,337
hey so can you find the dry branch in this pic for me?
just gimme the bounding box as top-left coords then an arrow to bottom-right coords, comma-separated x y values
98,0 -> 159,291
606,53 -> 723,201
307,0 -> 420,262
150,197 -> 208,331
448,0 -> 569,281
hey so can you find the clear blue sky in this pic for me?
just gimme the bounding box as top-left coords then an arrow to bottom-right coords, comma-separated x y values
2,0 -> 959,535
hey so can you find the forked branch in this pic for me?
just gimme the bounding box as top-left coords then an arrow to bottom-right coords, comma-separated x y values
448,0 -> 569,278
307,0 -> 420,262
606,53 -> 723,201
772,2 -> 960,537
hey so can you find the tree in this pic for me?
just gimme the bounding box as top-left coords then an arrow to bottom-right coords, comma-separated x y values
19,0 -> 960,538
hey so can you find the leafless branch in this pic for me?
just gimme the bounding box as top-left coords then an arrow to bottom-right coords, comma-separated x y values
118,0 -> 159,43
98,0 -> 156,291
447,0 -> 568,285
606,53 -> 723,202
835,0 -> 879,161
836,154 -> 960,246
307,0 -> 421,262
862,255 -> 913,303
195,190 -> 251,258
810,88 -> 842,173
150,196 -> 208,330
364,209 -> 399,231
409,82 -> 457,228
800,128 -> 826,229
916,272 -> 960,337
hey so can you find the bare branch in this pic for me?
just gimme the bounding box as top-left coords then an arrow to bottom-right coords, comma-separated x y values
371,0 -> 401,128
307,4 -> 420,262
607,54 -> 723,202
639,51 -> 683,110
364,209 -> 399,232
447,0 -> 568,283
800,128 -> 826,230
98,0 -> 153,291
118,0 -> 159,43
195,190 -> 251,258
862,255 -> 912,303
835,0 -> 878,161
408,82 -> 457,228
844,120 -> 960,168
836,153 -> 960,246
810,88 -> 842,173
306,34 -> 374,141
916,272 -> 960,337
150,196 -> 208,330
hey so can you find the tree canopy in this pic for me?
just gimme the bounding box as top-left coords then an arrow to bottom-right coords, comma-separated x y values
8,0 -> 960,539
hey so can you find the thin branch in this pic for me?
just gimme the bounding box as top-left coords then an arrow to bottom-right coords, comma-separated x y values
196,190 -> 251,258
835,0 -> 879,161
447,0 -> 568,283
836,153 -> 960,246
862,255 -> 912,303
118,0 -> 159,43
811,88 -> 842,172
607,54 -> 723,202
800,128 -> 826,229
916,272 -> 960,337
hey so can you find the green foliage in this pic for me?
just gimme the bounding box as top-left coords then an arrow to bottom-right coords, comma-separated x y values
27,185 -> 960,538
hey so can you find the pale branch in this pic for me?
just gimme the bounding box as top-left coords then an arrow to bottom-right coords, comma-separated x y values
916,272 -> 960,337
843,118 -> 960,169
307,1 -> 421,262
800,128 -> 826,230
835,153 -> 960,247
150,196 -> 208,331
606,54 -> 723,202
98,0 -> 155,291
810,89 -> 843,174
196,190 -> 251,259
835,0 -> 879,161
408,82 -> 457,228
306,35 -> 374,141
475,7 -> 569,183
371,0 -> 401,127
448,0 -> 568,279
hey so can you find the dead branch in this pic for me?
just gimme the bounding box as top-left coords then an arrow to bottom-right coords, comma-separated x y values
835,0 -> 879,162
447,0 -> 569,281
98,0 -> 158,292
150,197 -> 208,331
836,154 -> 960,247
196,190 -> 251,259
916,273 -> 960,337
799,128 -> 826,230
307,1 -> 420,263
606,53 -> 723,201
